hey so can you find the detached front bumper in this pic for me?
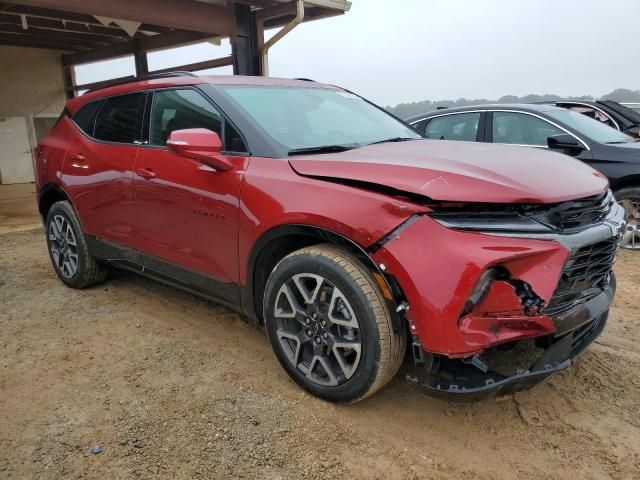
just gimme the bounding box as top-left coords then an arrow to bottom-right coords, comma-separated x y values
406,281 -> 613,400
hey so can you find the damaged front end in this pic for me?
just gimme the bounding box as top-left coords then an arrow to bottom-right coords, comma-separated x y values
371,190 -> 626,399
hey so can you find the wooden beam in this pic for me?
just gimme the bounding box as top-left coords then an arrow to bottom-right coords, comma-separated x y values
0,7 -> 176,36
69,56 -> 234,92
0,12 -> 136,38
62,65 -> 76,99
62,30 -> 212,66
9,0 -> 235,35
0,22 -> 117,45
149,56 -> 233,75
133,39 -> 148,76
0,32 -> 86,51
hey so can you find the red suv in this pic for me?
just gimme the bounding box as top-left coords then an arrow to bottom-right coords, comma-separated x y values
36,74 -> 625,402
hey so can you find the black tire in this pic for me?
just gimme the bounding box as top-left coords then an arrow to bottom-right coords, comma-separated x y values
45,201 -> 108,288
263,244 -> 406,403
614,186 -> 640,249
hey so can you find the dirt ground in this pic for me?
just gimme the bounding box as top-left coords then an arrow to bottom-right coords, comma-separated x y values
1,225 -> 639,479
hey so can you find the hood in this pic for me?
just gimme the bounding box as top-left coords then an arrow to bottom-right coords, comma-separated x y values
288,140 -> 608,204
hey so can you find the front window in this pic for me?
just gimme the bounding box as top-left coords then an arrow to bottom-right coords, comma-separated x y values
220,86 -> 420,152
492,112 -> 564,146
547,109 -> 636,144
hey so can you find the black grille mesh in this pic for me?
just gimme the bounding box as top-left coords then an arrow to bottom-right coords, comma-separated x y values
544,237 -> 618,316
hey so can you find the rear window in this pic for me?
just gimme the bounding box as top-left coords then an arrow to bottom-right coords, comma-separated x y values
93,93 -> 145,144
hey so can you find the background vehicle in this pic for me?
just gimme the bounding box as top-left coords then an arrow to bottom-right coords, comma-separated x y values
36,75 -> 624,402
535,100 -> 640,137
409,104 -> 640,249
622,102 -> 640,114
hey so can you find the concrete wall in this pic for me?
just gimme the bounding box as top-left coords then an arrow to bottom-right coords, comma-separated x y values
0,46 -> 66,184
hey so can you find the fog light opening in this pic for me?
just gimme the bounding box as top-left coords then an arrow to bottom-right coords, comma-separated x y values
461,266 -> 507,317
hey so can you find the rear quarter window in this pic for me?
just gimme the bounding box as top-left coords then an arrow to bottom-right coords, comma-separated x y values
93,93 -> 145,144
72,101 -> 102,136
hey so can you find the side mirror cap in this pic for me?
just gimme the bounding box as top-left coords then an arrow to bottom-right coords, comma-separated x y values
547,134 -> 583,151
166,128 -> 233,172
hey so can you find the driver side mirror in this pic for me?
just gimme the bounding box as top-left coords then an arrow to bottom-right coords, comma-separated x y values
166,128 -> 233,172
547,134 -> 584,152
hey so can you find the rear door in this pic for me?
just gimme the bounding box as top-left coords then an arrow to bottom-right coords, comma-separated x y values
61,92 -> 145,255
132,87 -> 249,300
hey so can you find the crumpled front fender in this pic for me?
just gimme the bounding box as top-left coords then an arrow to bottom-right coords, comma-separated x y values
372,215 -> 570,357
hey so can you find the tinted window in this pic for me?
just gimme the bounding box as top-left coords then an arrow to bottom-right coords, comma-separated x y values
150,89 -> 222,146
224,122 -> 247,153
564,105 -> 616,129
547,109 -> 635,144
73,101 -> 102,136
424,113 -> 480,141
94,93 -> 144,143
492,112 -> 564,146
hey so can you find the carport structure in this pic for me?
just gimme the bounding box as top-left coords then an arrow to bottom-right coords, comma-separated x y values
0,0 -> 350,94
0,0 -> 350,184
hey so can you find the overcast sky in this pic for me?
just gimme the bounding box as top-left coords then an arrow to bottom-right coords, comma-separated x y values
75,0 -> 639,107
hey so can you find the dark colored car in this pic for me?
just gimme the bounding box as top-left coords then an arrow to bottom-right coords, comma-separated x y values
36,75 -> 625,402
621,103 -> 640,114
536,100 -> 640,137
408,104 -> 640,249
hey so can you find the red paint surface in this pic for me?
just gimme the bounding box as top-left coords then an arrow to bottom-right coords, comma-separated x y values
372,217 -> 569,356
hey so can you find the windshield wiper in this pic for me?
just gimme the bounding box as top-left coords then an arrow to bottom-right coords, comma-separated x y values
288,145 -> 356,156
366,137 -> 419,146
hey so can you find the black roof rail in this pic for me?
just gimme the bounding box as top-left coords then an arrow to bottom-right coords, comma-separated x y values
293,77 -> 316,82
85,71 -> 198,93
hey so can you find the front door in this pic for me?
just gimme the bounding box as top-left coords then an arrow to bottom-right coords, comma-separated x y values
133,88 -> 249,301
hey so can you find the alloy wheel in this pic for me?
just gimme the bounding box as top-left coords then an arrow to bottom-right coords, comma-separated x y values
273,273 -> 362,387
48,214 -> 79,278
619,198 -> 640,250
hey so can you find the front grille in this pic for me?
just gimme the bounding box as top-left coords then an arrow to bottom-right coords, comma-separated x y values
544,237 -> 618,316
528,190 -> 614,232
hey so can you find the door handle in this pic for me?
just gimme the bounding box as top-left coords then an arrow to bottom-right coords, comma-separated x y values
135,167 -> 157,179
69,153 -> 86,167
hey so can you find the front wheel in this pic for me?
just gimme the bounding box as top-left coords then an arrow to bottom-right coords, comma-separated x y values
263,244 -> 406,403
615,187 -> 640,249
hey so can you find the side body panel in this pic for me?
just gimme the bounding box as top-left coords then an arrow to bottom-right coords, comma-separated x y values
237,157 -> 428,287
132,148 -> 249,283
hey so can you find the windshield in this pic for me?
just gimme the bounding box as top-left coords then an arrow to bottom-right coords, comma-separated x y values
220,86 -> 420,152
547,109 -> 636,144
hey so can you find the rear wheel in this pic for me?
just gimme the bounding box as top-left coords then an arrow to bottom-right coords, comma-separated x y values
263,244 -> 406,403
45,201 -> 108,288
615,187 -> 640,249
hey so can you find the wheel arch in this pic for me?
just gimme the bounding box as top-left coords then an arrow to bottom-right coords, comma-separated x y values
38,183 -> 73,220
242,224 -> 404,327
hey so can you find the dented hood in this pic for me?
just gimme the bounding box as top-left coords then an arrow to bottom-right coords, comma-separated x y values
288,140 -> 608,203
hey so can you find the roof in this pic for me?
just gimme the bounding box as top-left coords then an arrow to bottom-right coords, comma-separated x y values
405,103 -> 566,123
65,74 -> 340,113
